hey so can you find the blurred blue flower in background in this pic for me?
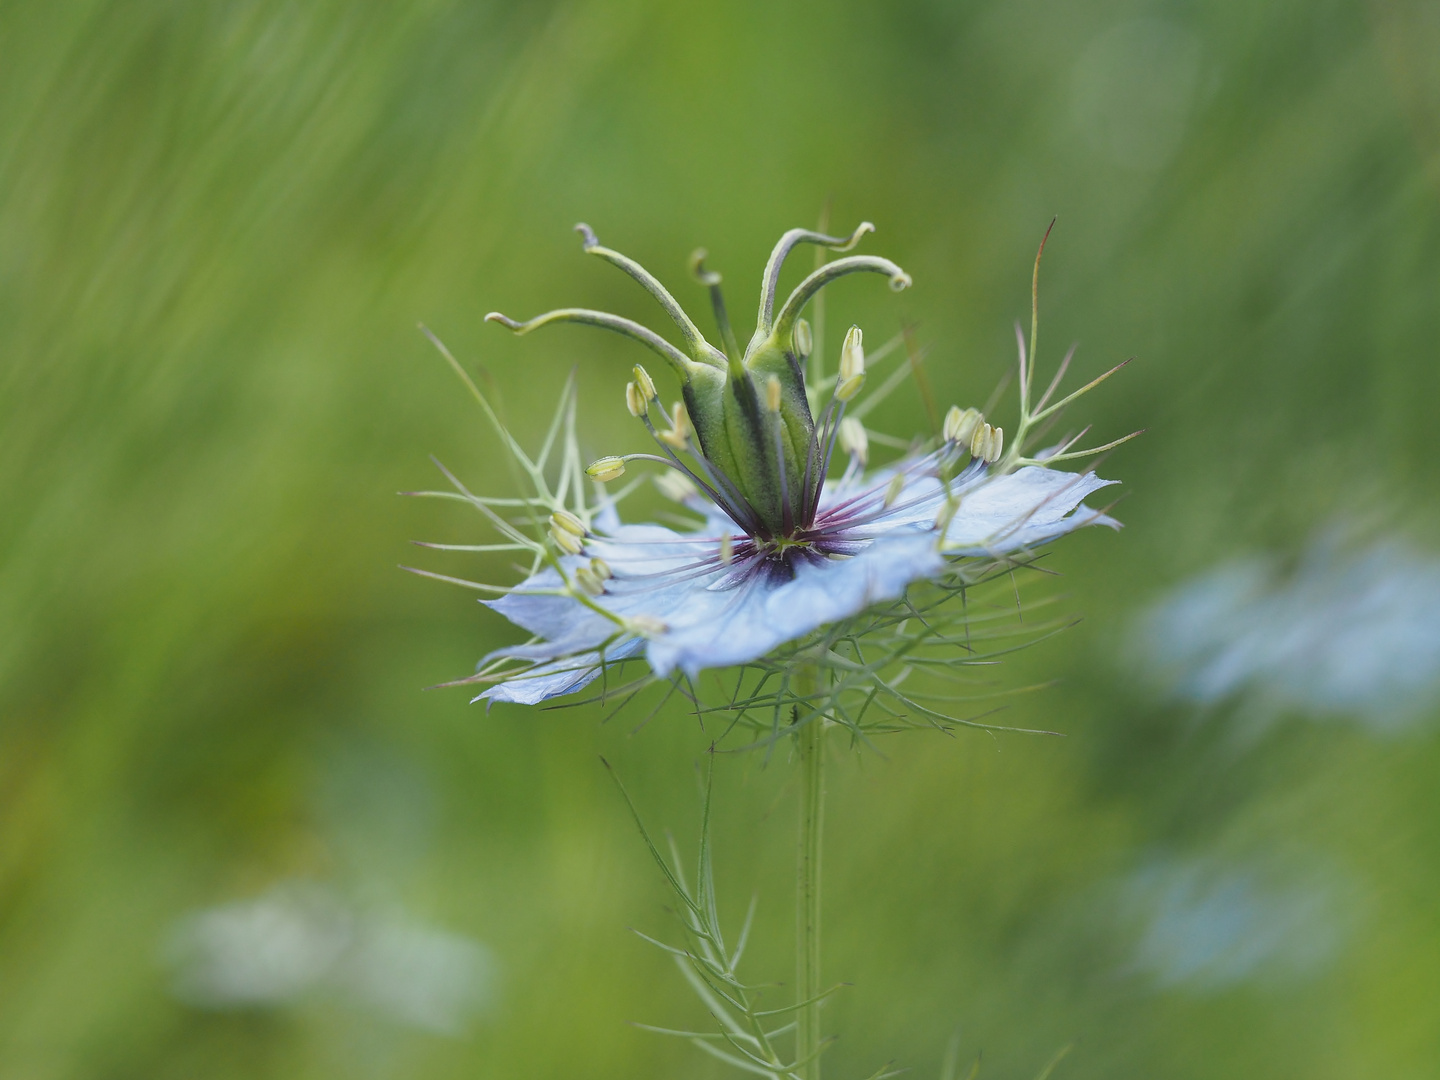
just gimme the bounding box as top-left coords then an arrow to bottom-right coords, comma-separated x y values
165,880 -> 496,1036
1132,531 -> 1440,732
1118,853 -> 1353,991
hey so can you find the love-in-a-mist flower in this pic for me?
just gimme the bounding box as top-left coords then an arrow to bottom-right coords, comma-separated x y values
412,222 -> 1135,711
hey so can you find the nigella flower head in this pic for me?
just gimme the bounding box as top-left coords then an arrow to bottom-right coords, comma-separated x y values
411,221 -> 1136,729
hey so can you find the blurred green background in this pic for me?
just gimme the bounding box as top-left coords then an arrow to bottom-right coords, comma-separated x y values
4,0 -> 1440,1076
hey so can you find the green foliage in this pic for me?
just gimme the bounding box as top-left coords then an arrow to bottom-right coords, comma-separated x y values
609,760 -> 850,1080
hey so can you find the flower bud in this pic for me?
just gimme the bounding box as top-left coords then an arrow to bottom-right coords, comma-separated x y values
625,381 -> 646,418
549,509 -> 585,536
765,375 -> 782,414
838,416 -> 869,465
632,364 -> 657,402
793,318 -> 813,360
943,406 -> 981,446
586,456 -> 626,482
654,471 -> 698,502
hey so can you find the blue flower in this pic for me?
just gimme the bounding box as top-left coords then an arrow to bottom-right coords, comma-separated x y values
482,459 -> 1117,704
418,222 -> 1133,706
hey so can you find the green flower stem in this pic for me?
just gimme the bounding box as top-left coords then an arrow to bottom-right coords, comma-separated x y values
795,664 -> 826,1080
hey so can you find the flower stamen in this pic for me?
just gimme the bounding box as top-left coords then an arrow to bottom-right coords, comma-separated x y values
586,456 -> 626,482
836,326 -> 866,402
943,406 -> 982,447
548,511 -> 588,556
655,471 -> 698,503
969,422 -> 1004,464
574,564 -> 605,596
838,417 -> 868,466
635,408 -> 764,534
625,380 -> 647,418
657,401 -> 689,450
632,363 -> 657,402
793,318 -> 813,361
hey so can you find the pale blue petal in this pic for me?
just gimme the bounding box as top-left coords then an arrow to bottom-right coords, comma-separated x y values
940,466 -> 1119,554
477,638 -> 646,705
592,497 -> 623,533
478,660 -> 601,705
485,565 -> 593,641
645,529 -> 944,677
476,461 -> 1120,701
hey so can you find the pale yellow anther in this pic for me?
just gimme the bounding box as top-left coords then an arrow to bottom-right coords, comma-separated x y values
574,565 -> 604,596
838,416 -> 869,465
549,523 -> 583,556
943,405 -> 961,439
625,381 -> 646,418
586,456 -> 626,482
944,406 -> 982,446
943,405 -> 961,436
793,318 -> 813,360
654,471 -> 698,502
970,422 -> 992,460
987,425 -> 1004,463
839,325 -> 864,383
629,614 -> 668,637
835,327 -> 867,402
884,472 -> 905,508
719,533 -> 733,566
589,557 -> 612,581
968,423 -> 1003,464
658,401 -> 691,449
835,372 -> 866,402
549,509 -> 585,536
765,375 -> 782,414
632,364 -> 657,402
